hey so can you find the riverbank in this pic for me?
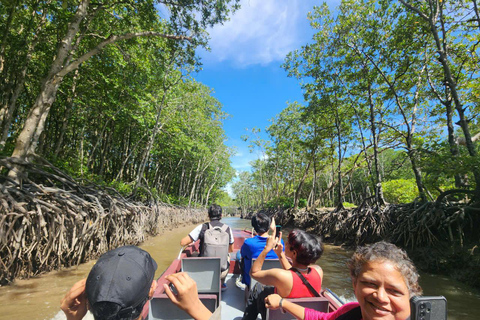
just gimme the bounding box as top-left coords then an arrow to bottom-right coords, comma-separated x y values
0,154 -> 213,285
248,206 -> 480,292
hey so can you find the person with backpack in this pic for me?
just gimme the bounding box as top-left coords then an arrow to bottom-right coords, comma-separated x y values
180,204 -> 234,291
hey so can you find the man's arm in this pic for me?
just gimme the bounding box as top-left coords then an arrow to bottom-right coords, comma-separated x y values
180,224 -> 203,247
180,235 -> 194,247
60,279 -> 88,320
228,227 -> 234,252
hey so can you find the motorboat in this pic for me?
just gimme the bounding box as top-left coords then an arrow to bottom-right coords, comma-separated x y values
141,228 -> 343,319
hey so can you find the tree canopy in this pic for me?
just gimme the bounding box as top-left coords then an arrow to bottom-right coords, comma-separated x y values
235,0 -> 480,211
0,0 -> 238,205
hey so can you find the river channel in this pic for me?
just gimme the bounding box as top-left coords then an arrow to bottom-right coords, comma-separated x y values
1,217 -> 479,319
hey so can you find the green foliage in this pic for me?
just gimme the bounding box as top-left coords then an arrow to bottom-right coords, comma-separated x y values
215,191 -> 235,207
233,0 -> 480,210
298,198 -> 307,208
342,202 -> 356,208
107,181 -> 134,197
383,179 -> 419,204
0,0 -> 239,208
264,197 -> 293,209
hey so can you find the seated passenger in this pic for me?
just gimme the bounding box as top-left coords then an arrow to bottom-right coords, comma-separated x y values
265,241 -> 423,320
180,204 -> 234,291
242,229 -> 324,320
60,246 -> 214,320
239,213 -> 285,288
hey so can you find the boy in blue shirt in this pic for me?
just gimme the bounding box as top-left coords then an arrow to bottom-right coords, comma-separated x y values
239,213 -> 285,288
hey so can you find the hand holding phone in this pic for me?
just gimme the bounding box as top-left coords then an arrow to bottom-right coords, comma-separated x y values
169,283 -> 178,295
275,225 -> 282,239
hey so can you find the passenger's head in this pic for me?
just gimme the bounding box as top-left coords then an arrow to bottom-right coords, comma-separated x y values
347,241 -> 422,320
208,204 -> 222,221
252,213 -> 271,234
286,229 -> 323,265
86,246 -> 158,320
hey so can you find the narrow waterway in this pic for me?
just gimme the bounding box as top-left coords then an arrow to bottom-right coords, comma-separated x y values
0,217 -> 479,320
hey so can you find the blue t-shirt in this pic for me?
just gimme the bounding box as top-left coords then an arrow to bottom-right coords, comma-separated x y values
240,235 -> 285,286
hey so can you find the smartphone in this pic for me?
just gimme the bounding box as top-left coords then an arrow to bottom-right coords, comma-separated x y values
275,225 -> 282,238
410,296 -> 447,320
169,283 -> 178,295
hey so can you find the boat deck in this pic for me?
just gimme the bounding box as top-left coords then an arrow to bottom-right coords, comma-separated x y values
221,274 -> 247,319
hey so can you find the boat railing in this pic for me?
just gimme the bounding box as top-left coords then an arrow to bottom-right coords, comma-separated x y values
322,288 -> 344,311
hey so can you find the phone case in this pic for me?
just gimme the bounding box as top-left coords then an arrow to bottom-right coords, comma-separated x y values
410,296 -> 447,320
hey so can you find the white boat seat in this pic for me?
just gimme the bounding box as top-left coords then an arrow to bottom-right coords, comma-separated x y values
266,297 -> 330,320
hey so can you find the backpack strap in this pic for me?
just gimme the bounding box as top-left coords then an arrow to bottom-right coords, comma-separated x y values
290,267 -> 320,297
335,306 -> 362,320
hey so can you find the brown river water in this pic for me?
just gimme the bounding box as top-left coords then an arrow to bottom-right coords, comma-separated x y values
1,217 -> 479,319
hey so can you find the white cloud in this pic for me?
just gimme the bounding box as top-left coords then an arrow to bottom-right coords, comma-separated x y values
228,140 -> 261,171
202,0 -> 322,66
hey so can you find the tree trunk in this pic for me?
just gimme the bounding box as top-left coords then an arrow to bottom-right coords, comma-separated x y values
8,0 -> 90,181
0,4 -> 46,150
293,160 -> 311,211
368,81 -> 386,206
335,110 -> 344,209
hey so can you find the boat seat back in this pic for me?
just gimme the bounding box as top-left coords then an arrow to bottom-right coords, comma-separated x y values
250,259 -> 282,291
148,294 -> 217,319
181,257 -> 222,294
266,297 -> 330,320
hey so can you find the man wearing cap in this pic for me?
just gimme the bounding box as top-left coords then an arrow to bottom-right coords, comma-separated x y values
60,245 -> 213,320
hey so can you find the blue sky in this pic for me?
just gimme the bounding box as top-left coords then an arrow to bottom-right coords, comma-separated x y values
192,0 -> 340,192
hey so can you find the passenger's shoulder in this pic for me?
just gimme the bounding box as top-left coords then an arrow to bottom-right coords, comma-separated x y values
310,264 -> 322,271
244,237 -> 254,244
338,302 -> 360,313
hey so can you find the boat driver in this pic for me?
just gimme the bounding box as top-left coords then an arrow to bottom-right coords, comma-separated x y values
60,245 -> 214,320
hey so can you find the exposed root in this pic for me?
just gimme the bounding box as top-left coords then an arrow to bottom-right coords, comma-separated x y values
0,157 -> 205,285
276,195 -> 480,249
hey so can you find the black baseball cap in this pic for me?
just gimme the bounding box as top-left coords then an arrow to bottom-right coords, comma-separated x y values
86,246 -> 157,319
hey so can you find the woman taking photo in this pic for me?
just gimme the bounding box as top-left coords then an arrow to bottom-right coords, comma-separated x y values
264,241 -> 422,320
243,229 -> 324,320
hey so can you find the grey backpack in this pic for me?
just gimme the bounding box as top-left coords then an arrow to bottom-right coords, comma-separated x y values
203,223 -> 230,271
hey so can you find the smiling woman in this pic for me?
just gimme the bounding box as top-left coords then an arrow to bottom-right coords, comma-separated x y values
264,241 -> 422,320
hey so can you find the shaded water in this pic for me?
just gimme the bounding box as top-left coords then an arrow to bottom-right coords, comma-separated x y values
0,217 -> 479,319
